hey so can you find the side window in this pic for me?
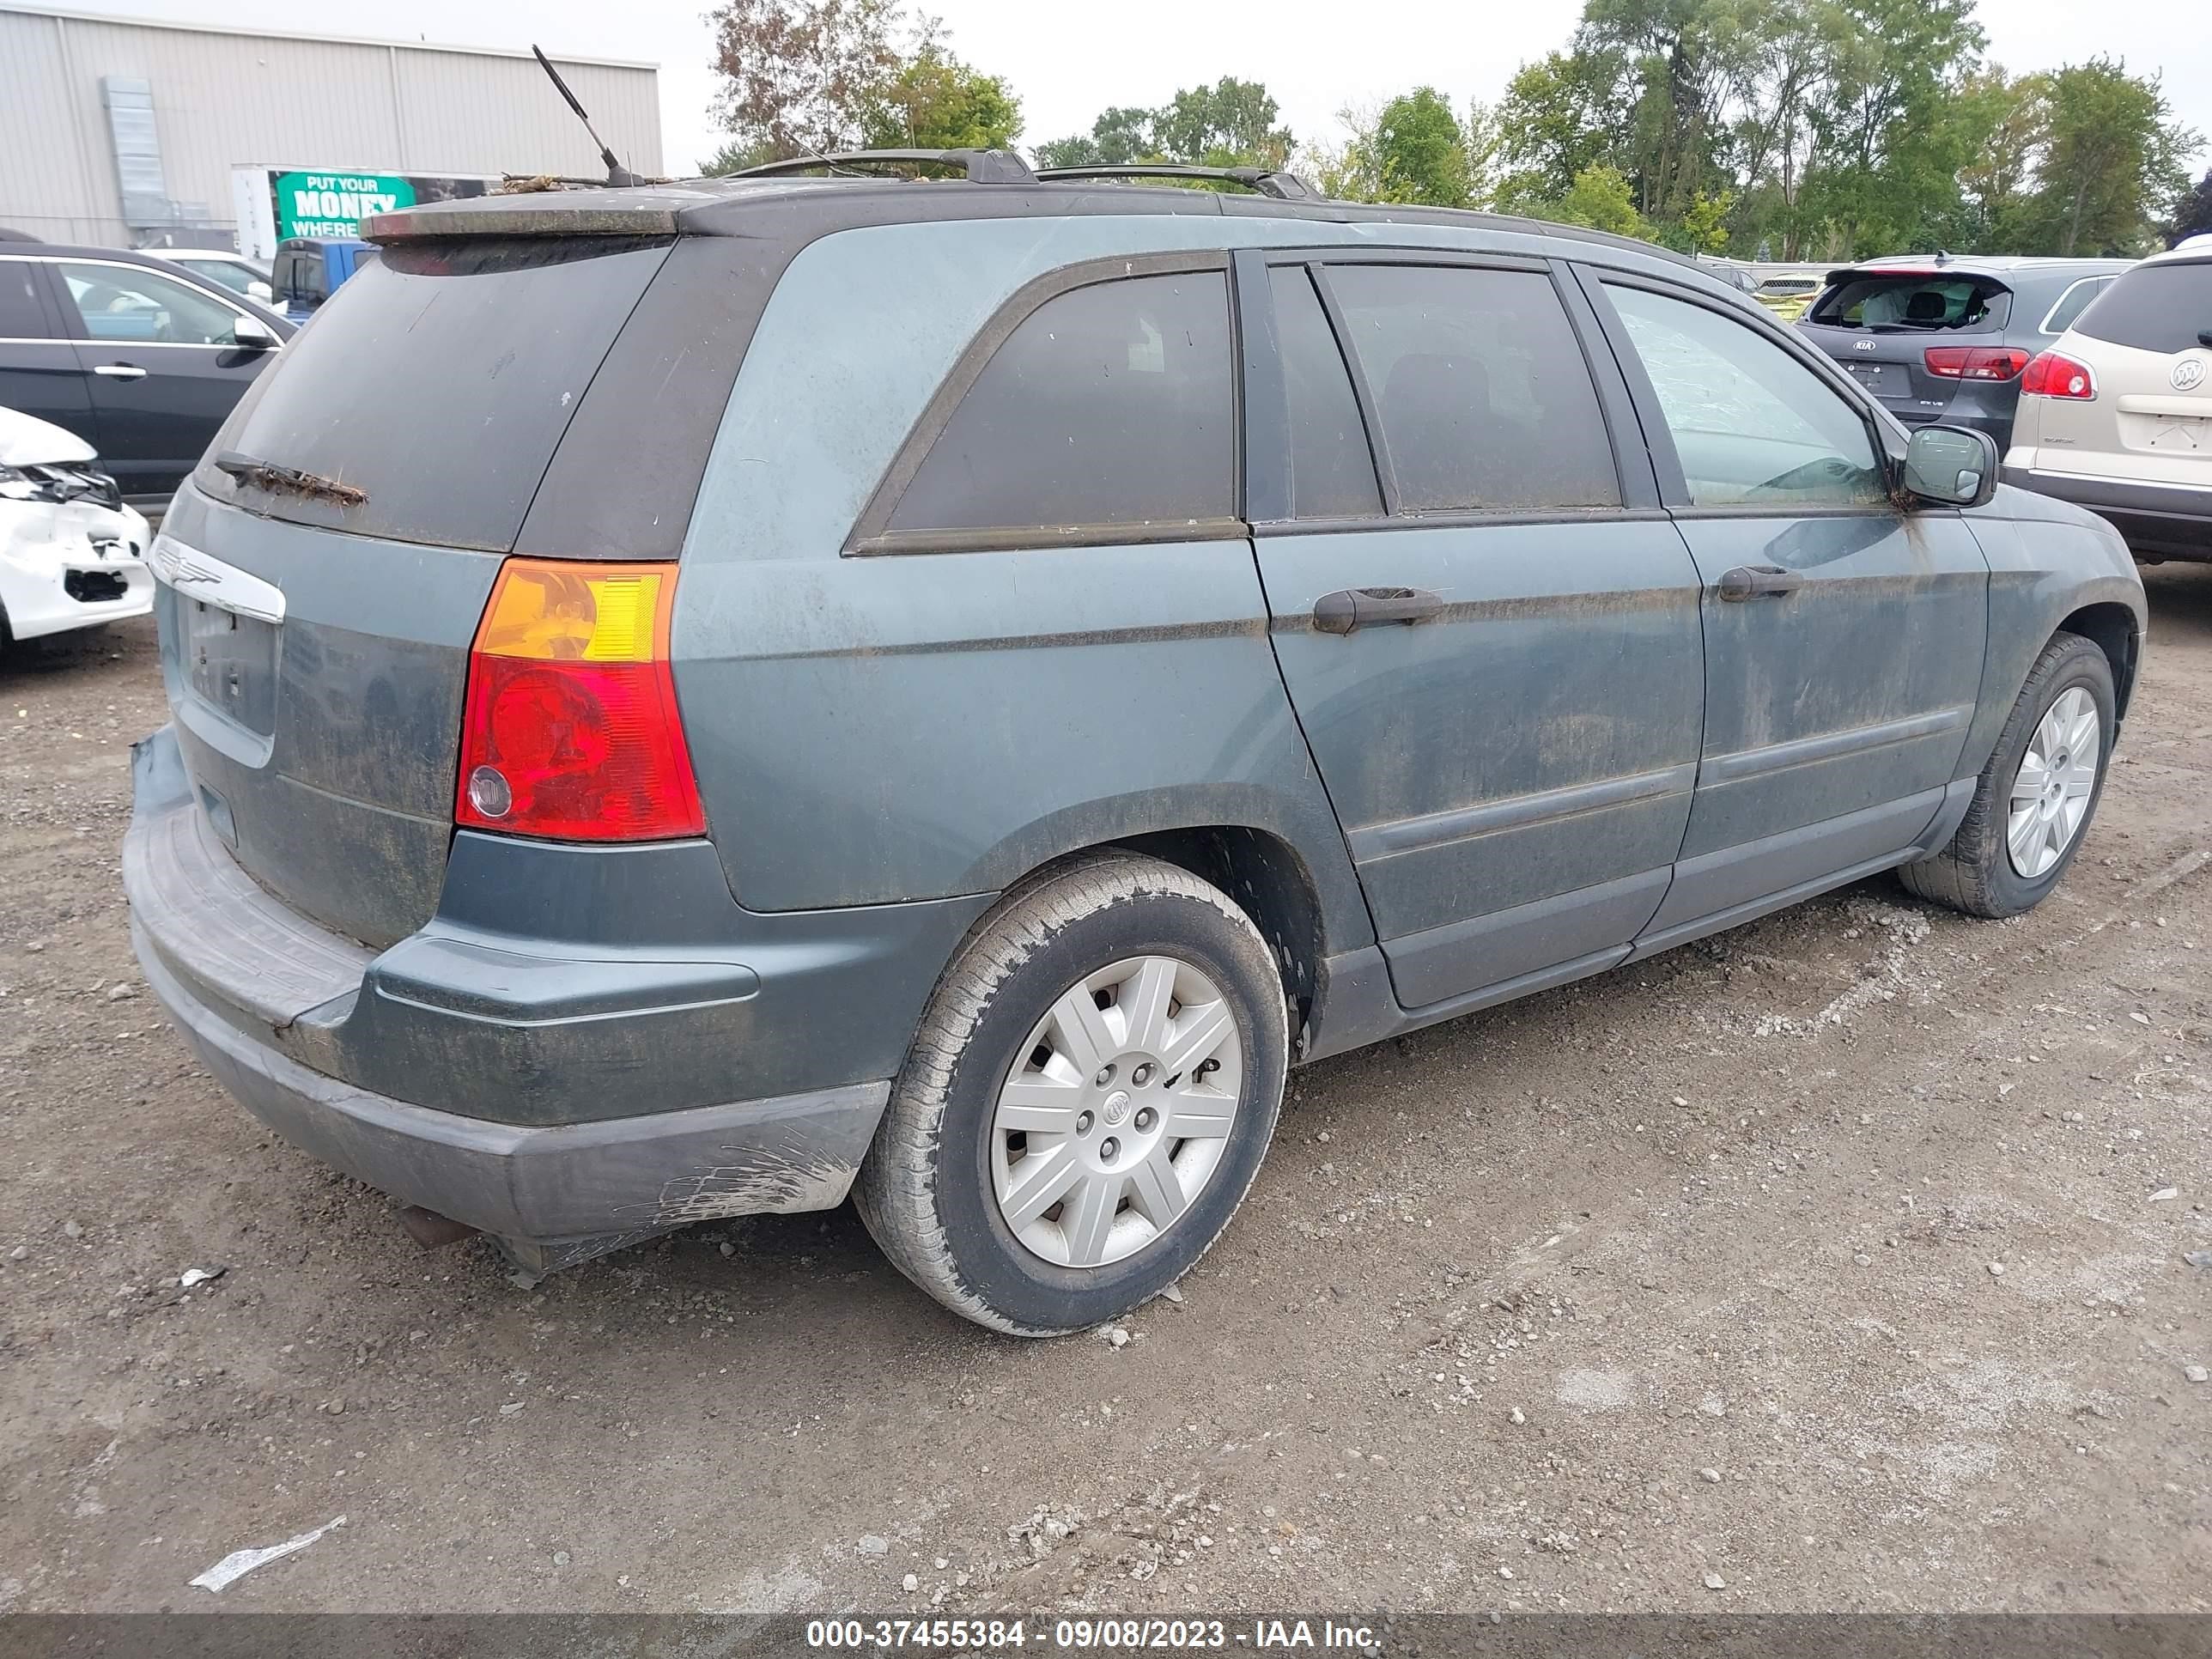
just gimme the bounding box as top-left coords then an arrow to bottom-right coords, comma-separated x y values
1604,283 -> 1887,509
2041,275 -> 2113,335
0,262 -> 47,337
1324,264 -> 1620,513
1267,266 -> 1382,519
888,270 -> 1235,535
55,261 -> 245,346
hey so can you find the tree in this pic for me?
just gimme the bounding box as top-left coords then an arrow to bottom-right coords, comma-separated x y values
2173,169 -> 2212,246
1036,81 -> 1292,179
1551,163 -> 1653,237
1154,77 -> 1293,167
1795,0 -> 1984,255
1946,66 -> 2047,252
1495,48 -> 1638,212
1371,87 -> 1472,207
700,137 -> 780,175
861,47 -> 1021,151
708,0 -> 905,158
2022,59 -> 2196,255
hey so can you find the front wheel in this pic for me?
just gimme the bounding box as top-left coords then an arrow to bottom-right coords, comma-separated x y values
855,854 -> 1288,1335
1900,630 -> 2116,918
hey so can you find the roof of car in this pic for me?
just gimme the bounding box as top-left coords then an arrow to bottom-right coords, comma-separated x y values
0,240 -> 296,331
1843,253 -> 2136,278
364,172 -> 1699,273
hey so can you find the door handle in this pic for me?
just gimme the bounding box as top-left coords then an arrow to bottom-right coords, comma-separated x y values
1717,564 -> 1803,601
1313,586 -> 1446,635
93,364 -> 148,380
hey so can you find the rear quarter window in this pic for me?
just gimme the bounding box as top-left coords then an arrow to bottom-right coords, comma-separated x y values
2073,261 -> 2212,354
202,236 -> 671,551
884,270 -> 1236,537
1809,276 -> 2008,332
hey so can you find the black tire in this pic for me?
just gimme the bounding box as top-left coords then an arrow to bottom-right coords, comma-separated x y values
1899,631 -> 2116,919
854,854 -> 1289,1335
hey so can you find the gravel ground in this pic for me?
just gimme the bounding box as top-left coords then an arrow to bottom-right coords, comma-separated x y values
2,569 -> 2208,1616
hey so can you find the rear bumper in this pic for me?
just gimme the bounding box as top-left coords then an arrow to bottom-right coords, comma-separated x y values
138,930 -> 886,1249
123,725 -> 981,1248
2002,466 -> 2212,561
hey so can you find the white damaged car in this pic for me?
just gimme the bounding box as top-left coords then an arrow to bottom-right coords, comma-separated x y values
1,407 -> 152,656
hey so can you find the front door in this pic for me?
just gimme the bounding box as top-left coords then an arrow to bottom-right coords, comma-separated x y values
51,258 -> 275,499
1582,274 -> 1989,947
1246,254 -> 1707,1012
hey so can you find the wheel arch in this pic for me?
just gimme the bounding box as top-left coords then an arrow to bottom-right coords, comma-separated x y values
969,820 -> 1343,1056
2056,602 -> 2141,720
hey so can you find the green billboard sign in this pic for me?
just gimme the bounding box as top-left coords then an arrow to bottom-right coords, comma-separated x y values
275,171 -> 416,240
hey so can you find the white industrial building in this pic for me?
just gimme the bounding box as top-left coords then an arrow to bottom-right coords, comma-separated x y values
0,5 -> 663,251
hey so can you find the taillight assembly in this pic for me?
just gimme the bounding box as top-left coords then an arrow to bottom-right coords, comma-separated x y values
1923,345 -> 2030,381
454,559 -> 705,841
2019,350 -> 2097,400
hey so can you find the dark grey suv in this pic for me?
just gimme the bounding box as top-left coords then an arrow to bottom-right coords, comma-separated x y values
123,155 -> 2147,1334
1796,254 -> 2132,449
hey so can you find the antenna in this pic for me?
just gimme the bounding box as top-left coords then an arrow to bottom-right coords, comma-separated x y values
531,44 -> 639,187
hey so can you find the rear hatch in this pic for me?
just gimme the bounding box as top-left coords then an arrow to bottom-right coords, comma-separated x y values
2033,256 -> 2212,486
1798,268 -> 2015,425
155,233 -> 674,948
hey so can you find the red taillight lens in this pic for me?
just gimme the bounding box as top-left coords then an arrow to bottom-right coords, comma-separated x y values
455,560 -> 704,841
1923,346 -> 2030,381
2019,350 -> 2097,399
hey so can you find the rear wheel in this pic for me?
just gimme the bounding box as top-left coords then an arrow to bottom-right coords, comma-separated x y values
1900,631 -> 2115,918
855,854 -> 1288,1335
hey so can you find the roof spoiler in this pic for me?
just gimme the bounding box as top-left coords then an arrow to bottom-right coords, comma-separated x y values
1034,164 -> 1316,201
362,200 -> 684,243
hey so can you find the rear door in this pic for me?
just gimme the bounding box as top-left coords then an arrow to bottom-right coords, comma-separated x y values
0,257 -> 95,445
1583,271 -> 1988,946
1245,252 -> 1706,1012
1798,268 -> 2014,428
49,257 -> 276,498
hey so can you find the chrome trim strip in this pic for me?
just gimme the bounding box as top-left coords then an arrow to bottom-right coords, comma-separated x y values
1348,761 -> 1697,863
1704,705 -> 1969,786
147,532 -> 286,624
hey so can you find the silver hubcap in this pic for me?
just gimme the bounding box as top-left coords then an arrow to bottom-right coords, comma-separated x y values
990,956 -> 1243,1268
2008,686 -> 2100,879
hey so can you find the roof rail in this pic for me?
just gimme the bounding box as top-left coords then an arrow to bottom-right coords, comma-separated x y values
732,149 -> 1036,185
1032,164 -> 1316,201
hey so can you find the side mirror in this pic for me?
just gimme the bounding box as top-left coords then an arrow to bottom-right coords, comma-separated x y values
231,314 -> 278,351
1903,424 -> 1999,508
247,279 -> 274,303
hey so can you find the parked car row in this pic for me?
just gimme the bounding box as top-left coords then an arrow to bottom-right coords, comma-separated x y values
118,161 -> 2143,1333
1792,249 -> 2210,562
0,244 -> 292,504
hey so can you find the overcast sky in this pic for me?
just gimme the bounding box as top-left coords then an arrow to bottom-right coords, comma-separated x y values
73,0 -> 2212,182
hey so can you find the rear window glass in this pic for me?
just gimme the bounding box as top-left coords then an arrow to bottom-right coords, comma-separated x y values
2073,261 -> 2212,355
1269,266 -> 1382,519
888,271 -> 1235,535
206,237 -> 669,550
1809,275 -> 2009,332
1325,264 -> 1619,513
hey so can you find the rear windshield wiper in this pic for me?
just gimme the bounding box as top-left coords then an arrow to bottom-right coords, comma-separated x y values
213,451 -> 368,507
